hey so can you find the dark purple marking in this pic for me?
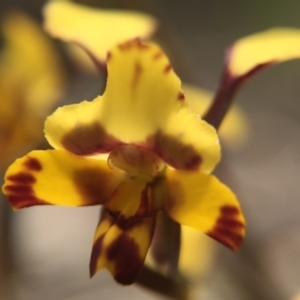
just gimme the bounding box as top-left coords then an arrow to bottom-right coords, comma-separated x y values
164,64 -> 172,73
90,234 -> 105,277
61,122 -> 122,156
177,92 -> 185,101
5,184 -> 33,194
73,166 -> 119,205
23,157 -> 42,172
7,173 -> 36,184
147,131 -> 202,170
116,215 -> 144,231
135,185 -> 154,217
107,233 -> 143,285
5,172 -> 48,209
206,205 -> 245,251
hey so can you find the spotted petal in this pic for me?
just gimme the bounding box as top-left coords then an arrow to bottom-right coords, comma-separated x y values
229,27 -> 300,77
2,150 -> 124,210
90,212 -> 155,285
163,169 -> 245,251
43,1 -> 157,64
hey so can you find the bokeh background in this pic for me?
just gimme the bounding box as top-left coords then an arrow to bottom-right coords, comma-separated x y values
1,0 -> 300,299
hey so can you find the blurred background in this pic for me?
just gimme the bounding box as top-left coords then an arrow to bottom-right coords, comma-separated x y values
0,0 -> 300,299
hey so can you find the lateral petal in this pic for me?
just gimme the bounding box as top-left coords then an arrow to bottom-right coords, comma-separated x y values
147,107 -> 220,174
90,212 -> 155,285
43,1 -> 157,64
2,150 -> 124,209
163,169 -> 245,251
229,27 -> 300,77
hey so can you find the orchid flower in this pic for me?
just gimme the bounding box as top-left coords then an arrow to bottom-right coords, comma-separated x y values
2,39 -> 245,284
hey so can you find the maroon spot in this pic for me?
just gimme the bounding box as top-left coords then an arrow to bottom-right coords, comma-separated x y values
61,122 -> 123,156
5,172 -> 48,209
107,233 -> 143,285
146,131 -> 202,170
164,64 -> 172,73
24,157 -> 42,171
206,205 -> 245,251
132,61 -> 143,90
136,184 -> 155,217
152,51 -> 163,60
116,215 -> 144,231
5,184 -> 33,194
221,205 -> 239,216
90,234 -> 105,277
7,173 -> 36,184
177,92 -> 185,101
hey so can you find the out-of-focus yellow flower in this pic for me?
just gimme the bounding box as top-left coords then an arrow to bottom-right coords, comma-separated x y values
2,40 -> 245,284
0,12 -> 65,166
43,1 -> 158,65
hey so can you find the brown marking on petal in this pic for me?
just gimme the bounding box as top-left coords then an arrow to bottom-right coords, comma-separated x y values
5,172 -> 48,209
206,205 -> 245,251
132,61 -> 143,90
177,91 -> 185,101
135,185 -> 154,217
7,173 -> 36,184
164,64 -> 172,73
147,131 -> 202,170
73,166 -> 120,205
107,233 -> 143,285
136,41 -> 149,50
118,41 -> 133,51
90,234 -> 105,277
23,157 -> 42,172
5,184 -> 33,194
62,122 -> 123,156
152,51 -> 163,60
107,51 -> 112,62
115,215 -> 144,231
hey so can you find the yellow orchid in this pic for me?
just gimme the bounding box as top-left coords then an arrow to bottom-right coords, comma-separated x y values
0,12 -> 65,167
2,39 -> 245,284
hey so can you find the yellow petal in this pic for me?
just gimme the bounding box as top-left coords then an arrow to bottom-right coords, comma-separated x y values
45,40 -> 219,172
43,1 -> 157,63
2,150 -> 124,210
90,212 -> 155,285
183,83 -> 249,151
229,27 -> 300,77
45,39 -> 183,150
147,107 -> 220,173
163,169 -> 245,251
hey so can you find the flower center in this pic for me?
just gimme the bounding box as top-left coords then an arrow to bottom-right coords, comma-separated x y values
108,144 -> 164,180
